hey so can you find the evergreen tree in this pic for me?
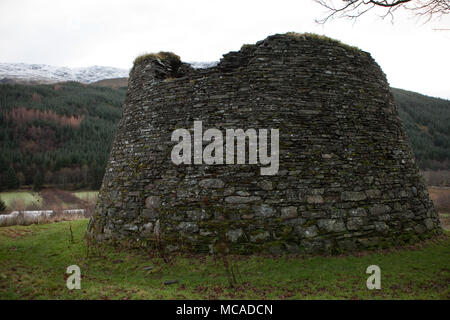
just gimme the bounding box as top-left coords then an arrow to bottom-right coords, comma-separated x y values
6,167 -> 20,189
0,82 -> 125,190
33,171 -> 44,191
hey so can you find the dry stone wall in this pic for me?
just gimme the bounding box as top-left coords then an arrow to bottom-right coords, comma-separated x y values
87,33 -> 441,254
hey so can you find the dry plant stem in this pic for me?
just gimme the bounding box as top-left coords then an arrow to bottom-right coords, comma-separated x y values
69,222 -> 74,244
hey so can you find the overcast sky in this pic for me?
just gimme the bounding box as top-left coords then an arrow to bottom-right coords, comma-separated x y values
0,0 -> 449,99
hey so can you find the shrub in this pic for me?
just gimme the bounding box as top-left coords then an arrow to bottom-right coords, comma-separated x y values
133,51 -> 181,67
0,198 -> 7,213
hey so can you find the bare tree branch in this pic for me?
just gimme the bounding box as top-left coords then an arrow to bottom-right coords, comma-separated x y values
314,0 -> 450,24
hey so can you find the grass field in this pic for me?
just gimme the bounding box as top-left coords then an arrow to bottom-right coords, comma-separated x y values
0,190 -> 98,211
0,191 -> 42,208
73,191 -> 98,201
0,219 -> 448,300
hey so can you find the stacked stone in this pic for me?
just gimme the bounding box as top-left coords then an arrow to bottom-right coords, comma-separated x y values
88,33 -> 441,254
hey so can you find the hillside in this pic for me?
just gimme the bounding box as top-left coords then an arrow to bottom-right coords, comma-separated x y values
392,88 -> 450,170
0,82 -> 126,190
0,81 -> 448,191
91,77 -> 129,88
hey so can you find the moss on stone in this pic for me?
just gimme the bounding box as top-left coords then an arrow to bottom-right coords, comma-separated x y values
133,51 -> 181,67
285,32 -> 365,54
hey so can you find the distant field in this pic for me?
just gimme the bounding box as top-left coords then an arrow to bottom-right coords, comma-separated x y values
429,187 -> 450,214
429,187 -> 450,230
73,191 -> 99,201
0,190 -> 98,211
429,187 -> 450,205
0,191 -> 42,208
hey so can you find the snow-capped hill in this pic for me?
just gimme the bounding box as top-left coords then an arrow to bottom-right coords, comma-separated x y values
0,61 -> 220,85
188,61 -> 219,69
0,62 -> 129,84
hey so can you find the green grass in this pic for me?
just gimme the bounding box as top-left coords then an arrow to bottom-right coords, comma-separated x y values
0,220 -> 448,300
72,191 -> 98,201
0,191 -> 42,208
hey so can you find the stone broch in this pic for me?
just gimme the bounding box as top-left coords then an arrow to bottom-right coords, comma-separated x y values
87,33 -> 442,254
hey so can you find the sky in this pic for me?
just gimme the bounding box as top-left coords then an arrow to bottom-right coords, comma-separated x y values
0,0 -> 449,99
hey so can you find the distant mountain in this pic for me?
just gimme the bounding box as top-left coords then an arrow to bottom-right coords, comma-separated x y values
0,63 -> 129,85
0,61 -> 219,85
